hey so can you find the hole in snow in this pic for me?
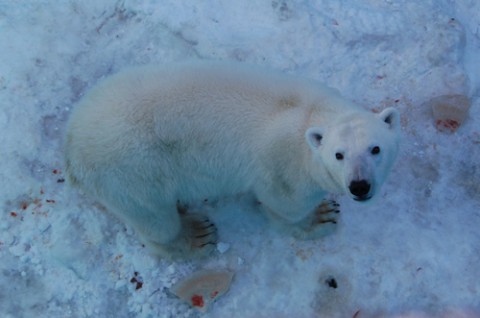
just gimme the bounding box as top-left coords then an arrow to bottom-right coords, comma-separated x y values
325,277 -> 338,289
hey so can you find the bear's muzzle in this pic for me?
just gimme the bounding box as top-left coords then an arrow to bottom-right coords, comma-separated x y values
348,180 -> 371,201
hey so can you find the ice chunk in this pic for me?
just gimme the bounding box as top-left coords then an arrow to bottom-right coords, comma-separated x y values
216,242 -> 231,254
170,269 -> 234,312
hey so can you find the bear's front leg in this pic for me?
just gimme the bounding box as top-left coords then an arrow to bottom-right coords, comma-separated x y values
266,200 -> 340,240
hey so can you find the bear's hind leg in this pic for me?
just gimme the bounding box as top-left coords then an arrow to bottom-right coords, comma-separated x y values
111,201 -> 218,260
144,212 -> 218,260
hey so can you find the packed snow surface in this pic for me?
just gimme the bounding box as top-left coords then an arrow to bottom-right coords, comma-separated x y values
0,1 -> 479,317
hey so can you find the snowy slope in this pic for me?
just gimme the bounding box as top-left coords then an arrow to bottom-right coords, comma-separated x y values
0,1 -> 479,317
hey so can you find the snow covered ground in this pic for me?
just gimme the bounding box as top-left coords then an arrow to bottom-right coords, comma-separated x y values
1,1 -> 479,317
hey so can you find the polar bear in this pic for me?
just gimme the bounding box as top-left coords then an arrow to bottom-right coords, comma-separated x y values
65,62 -> 400,259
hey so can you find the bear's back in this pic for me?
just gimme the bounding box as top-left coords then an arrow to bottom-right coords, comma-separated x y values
65,62 -> 356,201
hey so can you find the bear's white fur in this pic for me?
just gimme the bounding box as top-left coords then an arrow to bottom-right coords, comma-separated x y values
65,62 -> 400,259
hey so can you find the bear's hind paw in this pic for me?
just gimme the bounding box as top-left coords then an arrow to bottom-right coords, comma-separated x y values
145,214 -> 218,260
189,215 -> 219,249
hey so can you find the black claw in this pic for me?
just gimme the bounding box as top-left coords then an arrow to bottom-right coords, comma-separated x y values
317,208 -> 340,214
318,219 -> 337,224
198,241 -> 217,248
193,223 -> 216,230
196,229 -> 218,239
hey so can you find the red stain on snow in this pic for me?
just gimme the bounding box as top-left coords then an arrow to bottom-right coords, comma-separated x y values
130,272 -> 143,290
436,119 -> 460,132
191,294 -> 204,307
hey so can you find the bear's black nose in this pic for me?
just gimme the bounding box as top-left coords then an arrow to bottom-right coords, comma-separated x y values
349,180 -> 371,200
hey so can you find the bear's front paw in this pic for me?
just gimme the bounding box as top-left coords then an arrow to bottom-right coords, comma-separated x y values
291,200 -> 340,240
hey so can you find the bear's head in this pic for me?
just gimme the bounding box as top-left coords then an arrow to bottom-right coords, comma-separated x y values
305,107 -> 400,202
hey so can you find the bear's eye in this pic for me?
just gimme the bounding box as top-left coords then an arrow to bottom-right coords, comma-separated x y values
313,133 -> 322,143
371,146 -> 381,155
335,152 -> 344,160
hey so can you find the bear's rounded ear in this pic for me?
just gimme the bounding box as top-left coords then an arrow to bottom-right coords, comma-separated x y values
378,107 -> 400,131
305,127 -> 324,150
